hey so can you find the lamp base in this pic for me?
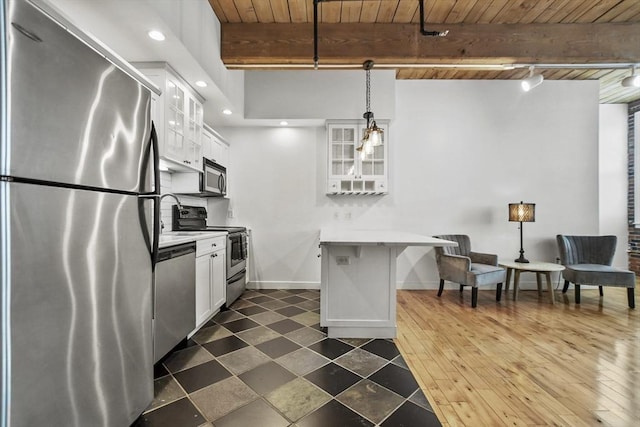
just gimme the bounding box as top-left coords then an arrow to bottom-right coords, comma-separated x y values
514,255 -> 529,263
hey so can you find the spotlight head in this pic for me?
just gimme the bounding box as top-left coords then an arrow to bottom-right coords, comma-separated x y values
621,74 -> 640,88
521,73 -> 544,92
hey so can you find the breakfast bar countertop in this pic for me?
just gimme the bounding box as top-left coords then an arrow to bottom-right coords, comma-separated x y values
319,229 -> 457,339
319,229 -> 458,247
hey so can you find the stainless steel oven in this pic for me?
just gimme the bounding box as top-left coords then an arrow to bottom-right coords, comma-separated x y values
172,205 -> 248,306
226,231 -> 248,306
227,231 -> 247,278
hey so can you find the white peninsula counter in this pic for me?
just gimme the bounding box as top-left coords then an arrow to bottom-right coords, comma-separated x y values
319,229 -> 457,339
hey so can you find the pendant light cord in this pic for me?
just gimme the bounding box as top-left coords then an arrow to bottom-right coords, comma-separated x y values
313,0 -> 320,69
363,60 -> 375,128
366,68 -> 371,121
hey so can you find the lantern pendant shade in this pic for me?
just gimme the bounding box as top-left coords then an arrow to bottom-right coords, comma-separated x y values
367,121 -> 384,147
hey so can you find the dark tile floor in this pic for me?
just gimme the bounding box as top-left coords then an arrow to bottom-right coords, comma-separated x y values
134,289 -> 441,427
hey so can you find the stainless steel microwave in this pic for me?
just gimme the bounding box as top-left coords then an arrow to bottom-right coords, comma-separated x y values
172,158 -> 226,197
203,158 -> 226,196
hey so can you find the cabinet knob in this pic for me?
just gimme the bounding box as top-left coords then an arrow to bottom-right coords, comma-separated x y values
212,243 -> 217,247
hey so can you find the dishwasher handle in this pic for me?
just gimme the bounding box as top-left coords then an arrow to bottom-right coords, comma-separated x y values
158,243 -> 196,262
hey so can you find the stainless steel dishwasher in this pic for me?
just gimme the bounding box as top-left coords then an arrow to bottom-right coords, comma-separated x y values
154,242 -> 196,363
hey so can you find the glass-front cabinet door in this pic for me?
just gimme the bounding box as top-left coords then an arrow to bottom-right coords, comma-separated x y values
135,63 -> 206,173
326,120 -> 388,195
186,96 -> 203,170
329,124 -> 356,178
164,78 -> 185,163
359,125 -> 387,178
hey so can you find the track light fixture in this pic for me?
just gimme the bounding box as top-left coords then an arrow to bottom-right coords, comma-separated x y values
521,66 -> 544,92
621,65 -> 640,88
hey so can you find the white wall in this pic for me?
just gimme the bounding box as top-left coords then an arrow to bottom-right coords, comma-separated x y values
221,79 -> 601,290
217,126 -> 326,288
599,104 -> 629,267
244,70 -> 396,120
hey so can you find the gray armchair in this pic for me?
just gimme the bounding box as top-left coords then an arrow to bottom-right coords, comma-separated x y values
433,235 -> 506,308
556,235 -> 635,308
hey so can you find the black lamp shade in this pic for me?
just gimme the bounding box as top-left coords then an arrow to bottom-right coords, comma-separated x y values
509,202 -> 535,222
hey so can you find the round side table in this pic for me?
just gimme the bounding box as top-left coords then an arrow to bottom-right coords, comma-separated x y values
498,261 -> 565,304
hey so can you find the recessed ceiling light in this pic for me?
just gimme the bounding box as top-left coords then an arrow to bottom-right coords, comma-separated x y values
148,30 -> 165,41
195,80 -> 207,88
280,121 -> 288,126
222,109 -> 232,115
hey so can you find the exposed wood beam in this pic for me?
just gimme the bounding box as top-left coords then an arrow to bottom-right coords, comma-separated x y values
221,22 -> 640,67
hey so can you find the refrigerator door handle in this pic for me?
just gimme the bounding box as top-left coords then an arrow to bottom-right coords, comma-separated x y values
139,122 -> 161,271
150,123 -> 160,271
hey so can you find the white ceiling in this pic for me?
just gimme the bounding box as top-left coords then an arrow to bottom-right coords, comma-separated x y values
44,0 -> 257,127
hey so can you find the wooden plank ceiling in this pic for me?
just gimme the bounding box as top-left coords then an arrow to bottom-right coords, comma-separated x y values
208,0 -> 640,103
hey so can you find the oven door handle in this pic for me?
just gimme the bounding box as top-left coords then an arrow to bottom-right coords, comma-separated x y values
228,270 -> 246,285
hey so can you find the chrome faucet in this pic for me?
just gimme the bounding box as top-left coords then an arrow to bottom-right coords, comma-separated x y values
159,193 -> 182,210
159,193 -> 182,233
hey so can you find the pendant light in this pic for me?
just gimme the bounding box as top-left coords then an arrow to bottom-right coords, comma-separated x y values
357,60 -> 384,157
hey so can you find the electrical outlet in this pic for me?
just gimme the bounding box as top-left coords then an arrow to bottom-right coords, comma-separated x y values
227,208 -> 234,218
344,212 -> 352,220
336,256 -> 351,265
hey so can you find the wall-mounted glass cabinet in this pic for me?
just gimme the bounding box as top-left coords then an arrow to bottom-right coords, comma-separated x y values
326,120 -> 388,195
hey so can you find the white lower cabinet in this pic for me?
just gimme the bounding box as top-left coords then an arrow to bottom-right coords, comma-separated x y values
210,246 -> 226,309
192,235 -> 226,335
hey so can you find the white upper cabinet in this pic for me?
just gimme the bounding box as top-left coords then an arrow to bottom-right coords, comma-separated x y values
186,95 -> 204,171
136,63 -> 204,172
326,120 -> 389,195
202,124 -> 230,168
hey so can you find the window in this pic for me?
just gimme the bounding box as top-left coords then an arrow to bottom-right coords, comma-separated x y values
634,111 -> 640,225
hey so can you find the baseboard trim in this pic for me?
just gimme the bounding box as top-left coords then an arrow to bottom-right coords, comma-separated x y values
247,281 -> 320,290
396,280 -> 566,291
247,280 -> 569,291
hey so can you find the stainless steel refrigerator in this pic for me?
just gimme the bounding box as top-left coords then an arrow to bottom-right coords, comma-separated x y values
0,0 -> 161,425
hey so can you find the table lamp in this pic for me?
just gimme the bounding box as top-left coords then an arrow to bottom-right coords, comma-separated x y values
508,201 -> 535,263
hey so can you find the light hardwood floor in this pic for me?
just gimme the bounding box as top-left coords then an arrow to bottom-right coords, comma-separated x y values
395,286 -> 639,426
